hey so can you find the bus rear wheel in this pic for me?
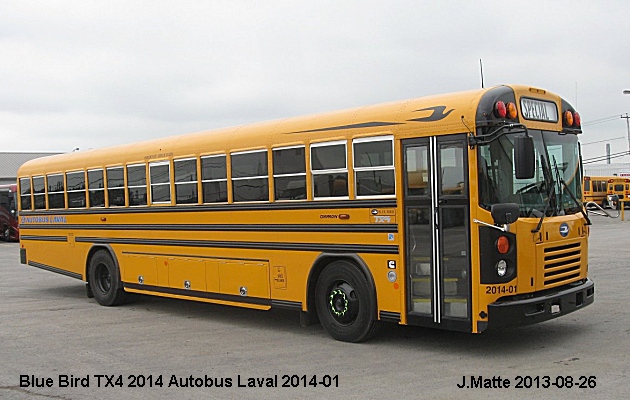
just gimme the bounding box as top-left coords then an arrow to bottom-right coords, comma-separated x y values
88,250 -> 126,306
315,260 -> 379,342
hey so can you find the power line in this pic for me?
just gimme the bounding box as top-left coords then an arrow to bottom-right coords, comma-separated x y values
581,136 -> 625,145
582,115 -> 622,127
583,150 -> 630,164
583,149 -> 629,161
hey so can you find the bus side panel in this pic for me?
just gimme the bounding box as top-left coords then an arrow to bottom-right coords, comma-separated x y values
169,257 -> 207,292
122,254 -> 158,286
22,238 -> 86,279
358,253 -> 401,317
219,260 -> 269,299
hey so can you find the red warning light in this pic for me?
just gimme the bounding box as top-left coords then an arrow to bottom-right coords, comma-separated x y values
494,101 -> 507,118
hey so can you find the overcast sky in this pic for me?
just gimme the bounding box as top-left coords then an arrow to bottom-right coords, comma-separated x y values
1,1 -> 629,163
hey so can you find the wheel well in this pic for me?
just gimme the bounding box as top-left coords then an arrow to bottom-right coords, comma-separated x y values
85,244 -> 119,282
306,253 -> 376,316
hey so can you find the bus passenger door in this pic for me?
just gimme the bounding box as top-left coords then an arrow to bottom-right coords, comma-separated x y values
403,135 -> 471,329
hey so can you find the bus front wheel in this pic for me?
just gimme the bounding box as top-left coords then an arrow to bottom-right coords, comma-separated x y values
315,260 -> 379,342
88,250 -> 126,306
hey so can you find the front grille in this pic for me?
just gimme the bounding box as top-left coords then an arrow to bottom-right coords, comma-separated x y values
543,242 -> 582,287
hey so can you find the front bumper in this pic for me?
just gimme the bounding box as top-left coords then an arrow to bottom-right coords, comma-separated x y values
485,278 -> 594,329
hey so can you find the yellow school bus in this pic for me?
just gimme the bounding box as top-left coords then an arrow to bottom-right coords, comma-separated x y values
583,176 -> 630,208
17,84 -> 594,342
583,176 -> 611,206
606,177 -> 630,207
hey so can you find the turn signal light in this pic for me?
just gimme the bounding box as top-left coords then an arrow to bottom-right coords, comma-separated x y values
496,235 -> 510,254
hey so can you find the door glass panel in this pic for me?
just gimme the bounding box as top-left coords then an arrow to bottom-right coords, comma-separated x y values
405,146 -> 429,196
440,144 -> 465,196
408,205 -> 432,315
440,207 -> 469,319
405,143 -> 433,316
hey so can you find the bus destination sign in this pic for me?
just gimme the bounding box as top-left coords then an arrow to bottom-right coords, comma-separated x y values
520,98 -> 558,123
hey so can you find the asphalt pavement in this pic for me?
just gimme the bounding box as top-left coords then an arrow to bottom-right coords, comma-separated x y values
0,214 -> 628,399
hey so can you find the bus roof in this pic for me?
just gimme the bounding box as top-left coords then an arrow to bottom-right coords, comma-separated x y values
18,84 -> 569,176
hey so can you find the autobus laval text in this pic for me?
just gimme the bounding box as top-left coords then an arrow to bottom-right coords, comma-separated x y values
0,183 -> 19,241
17,85 -> 593,342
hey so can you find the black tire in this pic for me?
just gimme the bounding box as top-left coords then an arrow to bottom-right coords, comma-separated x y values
1,225 -> 8,242
88,250 -> 126,306
315,260 -> 380,342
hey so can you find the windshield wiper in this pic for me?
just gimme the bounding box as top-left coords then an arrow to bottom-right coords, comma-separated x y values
531,154 -> 556,233
551,156 -> 592,226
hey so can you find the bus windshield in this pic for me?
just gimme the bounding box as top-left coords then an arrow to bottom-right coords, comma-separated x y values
478,130 -> 582,218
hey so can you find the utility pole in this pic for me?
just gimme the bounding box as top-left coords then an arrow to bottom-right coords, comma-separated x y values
623,90 -> 630,159
622,113 -> 630,159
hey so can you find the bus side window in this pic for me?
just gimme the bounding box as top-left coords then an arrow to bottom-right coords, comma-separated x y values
273,146 -> 306,200
149,161 -> 171,204
88,169 -> 105,207
46,174 -> 65,209
231,150 -> 269,202
127,164 -> 147,206
106,167 -> 125,207
201,155 -> 228,203
33,176 -> 46,209
311,141 -> 348,199
353,136 -> 395,197
20,177 -> 32,210
66,171 -> 86,208
174,158 -> 199,205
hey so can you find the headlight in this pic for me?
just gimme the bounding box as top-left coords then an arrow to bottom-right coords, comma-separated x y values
496,260 -> 507,277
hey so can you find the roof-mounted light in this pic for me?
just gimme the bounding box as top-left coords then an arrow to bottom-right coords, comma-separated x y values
563,110 -> 581,128
494,101 -> 507,118
564,110 -> 574,127
506,102 -> 518,120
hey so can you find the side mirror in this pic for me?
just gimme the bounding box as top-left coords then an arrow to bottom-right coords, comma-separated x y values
607,194 -> 619,209
491,203 -> 520,225
514,135 -> 535,179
